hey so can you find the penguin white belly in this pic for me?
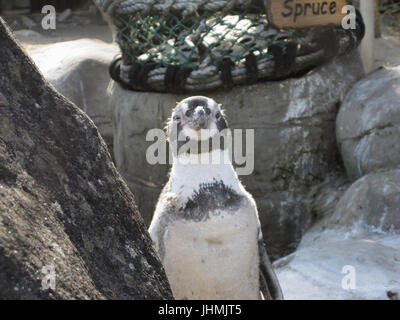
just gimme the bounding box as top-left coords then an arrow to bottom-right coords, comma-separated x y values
161,208 -> 260,300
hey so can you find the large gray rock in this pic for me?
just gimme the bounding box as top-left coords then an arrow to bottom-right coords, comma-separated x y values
337,65 -> 400,181
0,19 -> 172,300
27,39 -> 119,155
275,232 -> 400,300
110,50 -> 364,259
275,170 -> 400,299
319,170 -> 400,233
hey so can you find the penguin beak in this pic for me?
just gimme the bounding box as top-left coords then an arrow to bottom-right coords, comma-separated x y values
191,107 -> 209,130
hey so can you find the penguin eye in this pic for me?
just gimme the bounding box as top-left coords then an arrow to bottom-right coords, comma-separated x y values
215,112 -> 221,119
185,110 -> 191,117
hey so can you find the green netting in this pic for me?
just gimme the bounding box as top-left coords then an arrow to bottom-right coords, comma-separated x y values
117,9 -> 294,70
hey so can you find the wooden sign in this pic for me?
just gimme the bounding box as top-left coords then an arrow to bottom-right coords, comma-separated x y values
265,0 -> 348,29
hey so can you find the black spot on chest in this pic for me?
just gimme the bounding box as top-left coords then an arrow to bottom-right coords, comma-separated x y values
182,180 -> 243,221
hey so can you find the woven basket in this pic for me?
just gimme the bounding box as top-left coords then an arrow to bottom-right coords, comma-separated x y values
96,0 -> 365,93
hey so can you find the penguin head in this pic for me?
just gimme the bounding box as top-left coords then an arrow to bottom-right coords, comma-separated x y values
167,96 -> 228,143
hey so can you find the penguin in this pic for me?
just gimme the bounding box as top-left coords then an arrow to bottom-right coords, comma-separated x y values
149,96 -> 283,300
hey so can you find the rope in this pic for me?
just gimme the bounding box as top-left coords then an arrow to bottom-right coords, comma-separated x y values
97,0 -> 253,18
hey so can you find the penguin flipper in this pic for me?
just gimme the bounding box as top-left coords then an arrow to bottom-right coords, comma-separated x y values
258,232 -> 284,300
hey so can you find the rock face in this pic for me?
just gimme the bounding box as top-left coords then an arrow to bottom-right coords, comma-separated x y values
337,65 -> 400,181
0,19 -> 172,300
27,39 -> 119,156
275,232 -> 400,299
275,170 -> 400,300
110,50 -> 365,259
320,170 -> 400,233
